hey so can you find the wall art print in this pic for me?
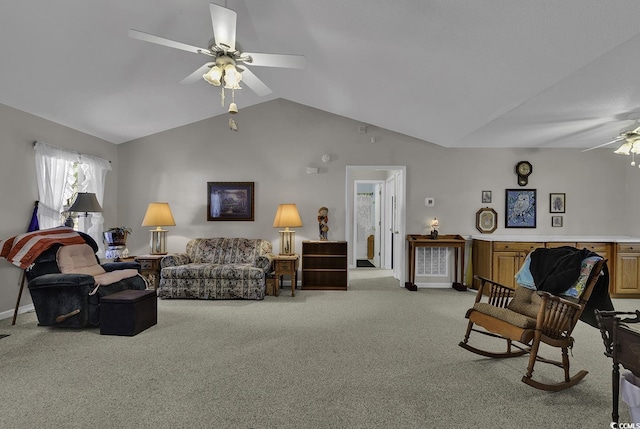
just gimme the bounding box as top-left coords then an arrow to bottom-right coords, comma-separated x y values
505,189 -> 536,228
550,193 -> 566,213
207,182 -> 255,221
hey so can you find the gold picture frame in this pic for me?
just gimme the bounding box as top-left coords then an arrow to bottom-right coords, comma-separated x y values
476,207 -> 497,234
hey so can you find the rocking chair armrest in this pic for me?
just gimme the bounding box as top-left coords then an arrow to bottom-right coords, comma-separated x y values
536,291 -> 582,311
473,275 -> 514,307
535,291 -> 582,335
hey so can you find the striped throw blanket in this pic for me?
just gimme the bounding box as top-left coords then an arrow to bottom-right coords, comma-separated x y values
0,227 -> 86,269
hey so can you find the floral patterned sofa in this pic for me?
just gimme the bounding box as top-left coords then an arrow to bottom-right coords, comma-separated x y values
157,238 -> 273,300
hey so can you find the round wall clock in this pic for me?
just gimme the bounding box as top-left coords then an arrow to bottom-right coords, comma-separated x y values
476,207 -> 498,233
515,161 -> 532,186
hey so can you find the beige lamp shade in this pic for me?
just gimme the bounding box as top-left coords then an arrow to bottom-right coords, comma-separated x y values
273,204 -> 302,255
141,203 -> 176,227
272,204 -> 302,228
141,202 -> 175,254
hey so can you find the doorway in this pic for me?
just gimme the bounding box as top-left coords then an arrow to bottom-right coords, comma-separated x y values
354,181 -> 383,268
345,166 -> 406,285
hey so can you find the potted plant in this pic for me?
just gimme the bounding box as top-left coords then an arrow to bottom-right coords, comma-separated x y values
103,227 -> 132,247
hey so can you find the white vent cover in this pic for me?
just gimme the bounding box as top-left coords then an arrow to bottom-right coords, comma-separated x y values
416,247 -> 449,277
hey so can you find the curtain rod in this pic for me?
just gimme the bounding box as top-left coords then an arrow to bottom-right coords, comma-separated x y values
33,141 -> 111,163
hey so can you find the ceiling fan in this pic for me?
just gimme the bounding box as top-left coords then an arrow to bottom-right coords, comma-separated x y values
128,2 -> 305,112
582,121 -> 640,152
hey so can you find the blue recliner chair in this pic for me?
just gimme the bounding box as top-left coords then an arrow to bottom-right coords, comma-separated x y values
27,232 -> 147,328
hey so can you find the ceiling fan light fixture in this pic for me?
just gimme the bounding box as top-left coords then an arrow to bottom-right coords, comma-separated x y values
223,64 -> 242,88
614,142 -> 632,155
228,102 -> 238,114
203,65 -> 223,86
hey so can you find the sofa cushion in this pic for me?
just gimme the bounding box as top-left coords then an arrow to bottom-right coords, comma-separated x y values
187,238 -> 272,265
506,286 -> 542,319
473,302 -> 537,329
162,263 -> 265,280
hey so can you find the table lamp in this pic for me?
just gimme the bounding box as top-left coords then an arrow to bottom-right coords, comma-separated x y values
141,202 -> 176,254
273,204 -> 302,255
68,192 -> 103,217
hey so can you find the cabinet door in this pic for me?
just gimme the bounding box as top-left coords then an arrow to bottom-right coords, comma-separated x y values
615,252 -> 640,295
492,251 -> 523,288
577,242 -> 611,262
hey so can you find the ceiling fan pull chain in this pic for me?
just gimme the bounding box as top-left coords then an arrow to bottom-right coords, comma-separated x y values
220,87 -> 225,107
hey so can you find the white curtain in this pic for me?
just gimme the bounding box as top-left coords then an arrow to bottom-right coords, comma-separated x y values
34,142 -> 79,229
79,154 -> 112,257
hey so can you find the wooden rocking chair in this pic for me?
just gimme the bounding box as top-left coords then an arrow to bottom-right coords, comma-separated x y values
459,257 -> 607,392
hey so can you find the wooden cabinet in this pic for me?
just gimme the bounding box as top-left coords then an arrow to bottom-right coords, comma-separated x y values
614,243 -> 640,297
473,240 -> 543,289
473,238 -> 636,296
578,242 -> 611,263
301,241 -> 348,290
491,242 -> 544,288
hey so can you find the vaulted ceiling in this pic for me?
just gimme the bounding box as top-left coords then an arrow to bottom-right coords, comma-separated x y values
3,1 -> 640,150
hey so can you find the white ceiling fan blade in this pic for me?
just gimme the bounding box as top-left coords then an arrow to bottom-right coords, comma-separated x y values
210,3 -> 236,51
179,62 -> 215,84
581,136 -> 624,152
129,29 -> 208,55
238,67 -> 272,96
243,52 -> 306,69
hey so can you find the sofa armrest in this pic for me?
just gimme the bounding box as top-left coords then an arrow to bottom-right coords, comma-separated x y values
102,262 -> 141,272
256,254 -> 273,272
161,253 -> 191,268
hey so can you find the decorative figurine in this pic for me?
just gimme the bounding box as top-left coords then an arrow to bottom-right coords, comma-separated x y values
318,207 -> 329,240
430,217 -> 439,239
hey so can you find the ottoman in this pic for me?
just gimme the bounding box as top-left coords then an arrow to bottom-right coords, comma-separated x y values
100,289 -> 157,336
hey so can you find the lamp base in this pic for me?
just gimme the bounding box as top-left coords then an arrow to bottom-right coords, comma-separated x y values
149,229 -> 168,255
278,230 -> 296,255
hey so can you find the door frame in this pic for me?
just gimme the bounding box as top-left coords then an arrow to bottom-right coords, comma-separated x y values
354,180 -> 384,267
345,165 -> 406,284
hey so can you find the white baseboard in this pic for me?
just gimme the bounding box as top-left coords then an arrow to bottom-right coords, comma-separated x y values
416,282 -> 451,288
0,304 -> 34,321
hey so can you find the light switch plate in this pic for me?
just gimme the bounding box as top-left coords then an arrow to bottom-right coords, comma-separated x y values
425,197 -> 435,207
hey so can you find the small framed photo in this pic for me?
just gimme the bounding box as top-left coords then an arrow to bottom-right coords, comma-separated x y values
552,215 -> 563,227
207,182 -> 255,221
505,189 -> 537,228
550,193 -> 566,213
481,190 -> 492,204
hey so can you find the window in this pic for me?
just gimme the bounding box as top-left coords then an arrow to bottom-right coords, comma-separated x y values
34,141 -> 111,256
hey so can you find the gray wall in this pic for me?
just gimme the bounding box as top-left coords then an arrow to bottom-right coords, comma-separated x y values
0,98 -> 631,316
119,99 -> 625,258
0,104 -> 118,318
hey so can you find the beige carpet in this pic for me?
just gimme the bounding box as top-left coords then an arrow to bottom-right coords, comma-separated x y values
1,269 -> 638,428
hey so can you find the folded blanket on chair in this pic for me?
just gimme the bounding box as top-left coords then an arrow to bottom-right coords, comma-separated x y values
57,243 -> 140,287
529,246 -> 613,327
0,227 -> 85,269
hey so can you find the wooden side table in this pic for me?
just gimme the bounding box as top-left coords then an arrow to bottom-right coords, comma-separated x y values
272,254 -> 299,297
134,254 -> 164,290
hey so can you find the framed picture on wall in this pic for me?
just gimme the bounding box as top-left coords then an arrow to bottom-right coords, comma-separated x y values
550,193 -> 566,213
505,189 -> 537,228
476,207 -> 497,233
552,215 -> 563,227
481,190 -> 492,203
207,182 -> 255,221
